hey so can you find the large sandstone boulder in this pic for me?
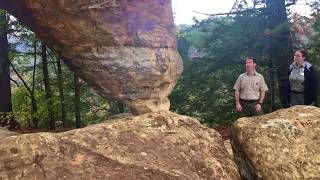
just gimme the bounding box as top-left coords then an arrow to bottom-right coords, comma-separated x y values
0,127 -> 18,138
231,106 -> 320,179
0,111 -> 239,179
0,0 -> 183,114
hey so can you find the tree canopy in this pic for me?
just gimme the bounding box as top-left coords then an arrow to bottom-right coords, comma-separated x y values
170,0 -> 320,126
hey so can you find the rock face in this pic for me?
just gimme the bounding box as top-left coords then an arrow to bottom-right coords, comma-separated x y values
231,106 -> 320,179
0,127 -> 18,138
0,111 -> 239,179
0,0 -> 183,114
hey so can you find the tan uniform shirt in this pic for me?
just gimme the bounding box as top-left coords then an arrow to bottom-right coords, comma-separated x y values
233,72 -> 269,100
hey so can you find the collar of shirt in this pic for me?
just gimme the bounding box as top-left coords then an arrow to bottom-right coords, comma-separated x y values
293,62 -> 305,69
246,71 -> 257,76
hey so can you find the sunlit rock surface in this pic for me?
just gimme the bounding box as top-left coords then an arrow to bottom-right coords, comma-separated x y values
231,106 -> 320,179
0,111 -> 239,179
0,0 -> 183,114
0,127 -> 18,138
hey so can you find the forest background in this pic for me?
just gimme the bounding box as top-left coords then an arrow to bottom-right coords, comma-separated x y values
0,0 -> 320,130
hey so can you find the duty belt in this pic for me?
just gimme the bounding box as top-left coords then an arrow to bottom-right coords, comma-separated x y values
291,91 -> 304,94
240,99 -> 259,103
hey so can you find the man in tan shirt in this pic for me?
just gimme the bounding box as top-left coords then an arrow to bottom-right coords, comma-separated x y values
233,57 -> 269,117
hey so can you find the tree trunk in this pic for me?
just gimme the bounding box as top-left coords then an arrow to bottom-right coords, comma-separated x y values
0,10 -> 18,128
265,0 -> 293,108
41,42 -> 55,130
268,53 -> 275,112
74,73 -> 81,128
57,57 -> 67,128
31,39 -> 38,128
117,102 -> 125,113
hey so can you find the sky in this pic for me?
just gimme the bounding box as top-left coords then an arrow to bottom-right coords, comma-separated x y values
172,0 -> 313,25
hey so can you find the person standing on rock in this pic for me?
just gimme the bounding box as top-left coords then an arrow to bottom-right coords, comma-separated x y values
233,57 -> 269,117
285,49 -> 318,107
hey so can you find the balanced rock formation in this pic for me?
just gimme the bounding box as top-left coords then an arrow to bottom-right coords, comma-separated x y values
0,0 -> 183,114
0,111 -> 240,179
231,106 -> 320,179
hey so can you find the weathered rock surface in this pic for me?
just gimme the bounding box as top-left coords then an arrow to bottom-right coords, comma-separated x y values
0,127 -> 18,138
0,0 -> 183,114
231,106 -> 320,179
0,111 -> 239,179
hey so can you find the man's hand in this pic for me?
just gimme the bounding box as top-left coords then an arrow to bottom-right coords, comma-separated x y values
236,103 -> 243,112
255,103 -> 262,112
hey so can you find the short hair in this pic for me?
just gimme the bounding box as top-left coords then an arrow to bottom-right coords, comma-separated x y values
297,49 -> 309,60
246,57 -> 256,64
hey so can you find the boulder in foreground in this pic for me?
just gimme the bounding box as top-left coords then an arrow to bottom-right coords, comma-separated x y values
231,106 -> 320,179
0,111 -> 239,179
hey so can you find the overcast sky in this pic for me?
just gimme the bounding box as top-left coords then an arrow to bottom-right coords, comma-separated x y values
172,0 -> 313,25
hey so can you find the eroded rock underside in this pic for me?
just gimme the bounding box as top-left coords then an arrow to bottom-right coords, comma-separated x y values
0,111 -> 239,179
0,0 -> 183,114
231,106 -> 320,179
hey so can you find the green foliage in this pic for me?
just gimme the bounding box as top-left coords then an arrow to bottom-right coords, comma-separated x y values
170,59 -> 242,125
309,9 -> 320,100
176,25 -> 192,60
171,14 -> 274,125
12,87 -> 33,126
6,18 -> 118,129
0,112 -> 14,126
11,50 -> 115,128
171,4 -> 319,125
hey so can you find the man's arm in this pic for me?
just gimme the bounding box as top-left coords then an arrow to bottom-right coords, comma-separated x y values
259,90 -> 266,104
255,90 -> 266,112
255,74 -> 268,111
235,89 -> 242,112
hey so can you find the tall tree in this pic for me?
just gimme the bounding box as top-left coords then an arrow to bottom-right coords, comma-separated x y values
74,73 -> 81,128
0,10 -> 17,128
265,0 -> 293,107
56,56 -> 67,128
41,42 -> 55,130
31,39 -> 38,127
